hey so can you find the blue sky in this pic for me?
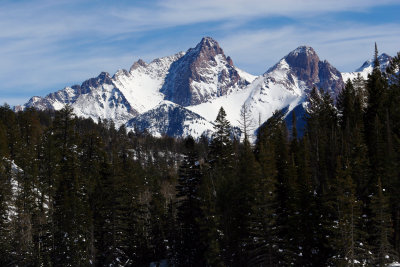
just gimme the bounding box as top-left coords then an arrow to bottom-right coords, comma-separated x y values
1,0 -> 400,106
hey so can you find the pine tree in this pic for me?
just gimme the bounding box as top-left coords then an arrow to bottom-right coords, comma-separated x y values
226,138 -> 260,265
197,170 -> 224,267
196,107 -> 236,266
208,107 -> 237,264
364,44 -> 388,178
305,88 -> 339,264
51,106 -> 91,266
292,135 -> 321,266
274,117 -> 298,264
148,178 -> 168,264
175,136 -> 205,266
337,79 -> 357,131
352,73 -> 368,109
386,51 -> 400,256
370,178 -> 397,265
306,87 -> 338,193
250,113 -> 283,266
0,156 -> 13,265
328,157 -> 368,266
209,107 -> 233,168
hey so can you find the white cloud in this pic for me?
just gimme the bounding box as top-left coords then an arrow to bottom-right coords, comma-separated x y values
0,0 -> 399,105
220,23 -> 400,74
113,0 -> 399,29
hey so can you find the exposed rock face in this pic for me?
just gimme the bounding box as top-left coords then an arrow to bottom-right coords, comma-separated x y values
271,46 -> 344,98
283,46 -> 320,84
161,37 -> 249,106
318,60 -> 344,98
129,59 -> 147,72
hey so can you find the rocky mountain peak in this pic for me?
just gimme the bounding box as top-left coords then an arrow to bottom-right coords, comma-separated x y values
267,45 -> 344,98
283,46 -> 320,81
194,36 -> 224,57
81,72 -> 113,90
226,56 -> 234,66
130,59 -> 147,72
289,45 -> 317,56
160,37 -> 248,106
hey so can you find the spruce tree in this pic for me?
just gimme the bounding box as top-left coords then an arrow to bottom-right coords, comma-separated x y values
0,156 -> 12,265
52,106 -> 91,266
364,43 -> 388,180
328,157 -> 368,266
305,88 -> 339,264
209,107 -> 237,264
386,51 -> 400,255
250,112 -> 283,266
175,136 -> 205,266
370,178 -> 397,265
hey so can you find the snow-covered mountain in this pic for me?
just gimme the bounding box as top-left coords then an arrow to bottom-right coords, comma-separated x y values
18,37 -> 388,139
21,72 -> 137,126
160,37 -> 250,106
17,37 -> 253,132
341,53 -> 392,82
113,53 -> 185,114
126,101 -> 214,138
188,46 -> 344,135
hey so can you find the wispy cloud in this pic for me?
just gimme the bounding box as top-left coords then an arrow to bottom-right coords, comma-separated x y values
0,0 -> 399,105
220,23 -> 400,74
113,0 -> 399,29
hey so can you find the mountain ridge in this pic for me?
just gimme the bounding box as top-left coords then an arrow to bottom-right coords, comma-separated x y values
15,37 -> 392,138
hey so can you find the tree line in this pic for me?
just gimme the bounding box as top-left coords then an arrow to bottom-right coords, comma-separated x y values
0,47 -> 400,266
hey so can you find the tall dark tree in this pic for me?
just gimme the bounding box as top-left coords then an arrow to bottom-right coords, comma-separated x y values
328,158 -> 369,266
52,106 -> 91,266
386,51 -> 400,255
175,136 -> 205,266
207,107 -> 236,265
0,156 -> 12,265
364,43 -> 388,180
370,178 -> 397,265
305,87 -> 339,264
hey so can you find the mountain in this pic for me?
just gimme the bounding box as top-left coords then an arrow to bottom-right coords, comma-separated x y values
188,45 -> 344,136
341,53 -> 392,82
21,72 -> 137,126
18,38 -> 386,139
160,37 -> 250,106
113,52 -> 185,114
17,37 -> 253,131
126,101 -> 214,138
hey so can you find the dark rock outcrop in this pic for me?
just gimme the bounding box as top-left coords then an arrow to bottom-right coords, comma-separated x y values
161,37 -> 248,106
268,46 -> 345,98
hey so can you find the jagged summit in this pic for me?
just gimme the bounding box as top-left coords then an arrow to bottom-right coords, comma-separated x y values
193,36 -> 224,56
130,59 -> 147,72
356,53 -> 392,72
200,36 -> 218,44
265,45 -> 343,98
283,45 -> 319,74
160,37 -> 249,106
82,72 -> 113,87
288,45 -> 317,57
